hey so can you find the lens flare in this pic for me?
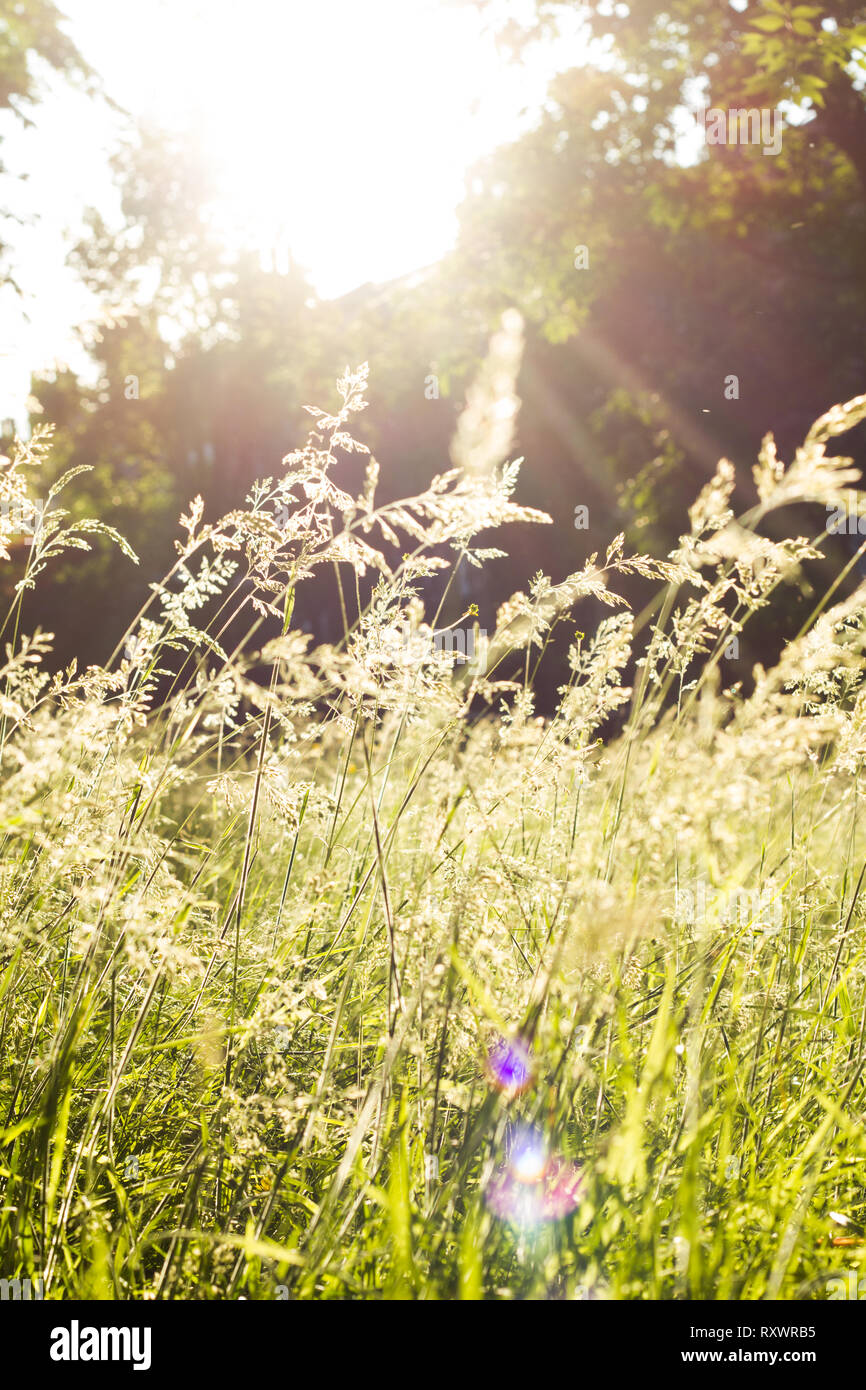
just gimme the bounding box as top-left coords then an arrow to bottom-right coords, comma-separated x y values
486,1126 -> 584,1227
507,1126 -> 549,1184
484,1034 -> 533,1097
486,1154 -> 584,1227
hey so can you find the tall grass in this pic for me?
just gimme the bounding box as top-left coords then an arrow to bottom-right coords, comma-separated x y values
2,326 -> 866,1300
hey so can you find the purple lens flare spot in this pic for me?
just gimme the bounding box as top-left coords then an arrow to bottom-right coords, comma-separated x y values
484,1034 -> 533,1096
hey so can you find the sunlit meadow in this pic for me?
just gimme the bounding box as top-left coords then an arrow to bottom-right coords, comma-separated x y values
2,315 -> 866,1300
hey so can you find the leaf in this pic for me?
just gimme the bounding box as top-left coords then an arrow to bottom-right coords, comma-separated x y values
751,14 -> 785,31
282,584 -> 295,636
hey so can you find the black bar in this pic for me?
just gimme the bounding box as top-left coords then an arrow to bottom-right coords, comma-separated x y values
3,1298 -> 851,1378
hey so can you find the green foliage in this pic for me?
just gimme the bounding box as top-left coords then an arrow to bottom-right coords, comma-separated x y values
2,354 -> 866,1299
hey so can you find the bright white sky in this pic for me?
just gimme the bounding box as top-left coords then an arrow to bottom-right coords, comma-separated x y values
0,0 -> 591,424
